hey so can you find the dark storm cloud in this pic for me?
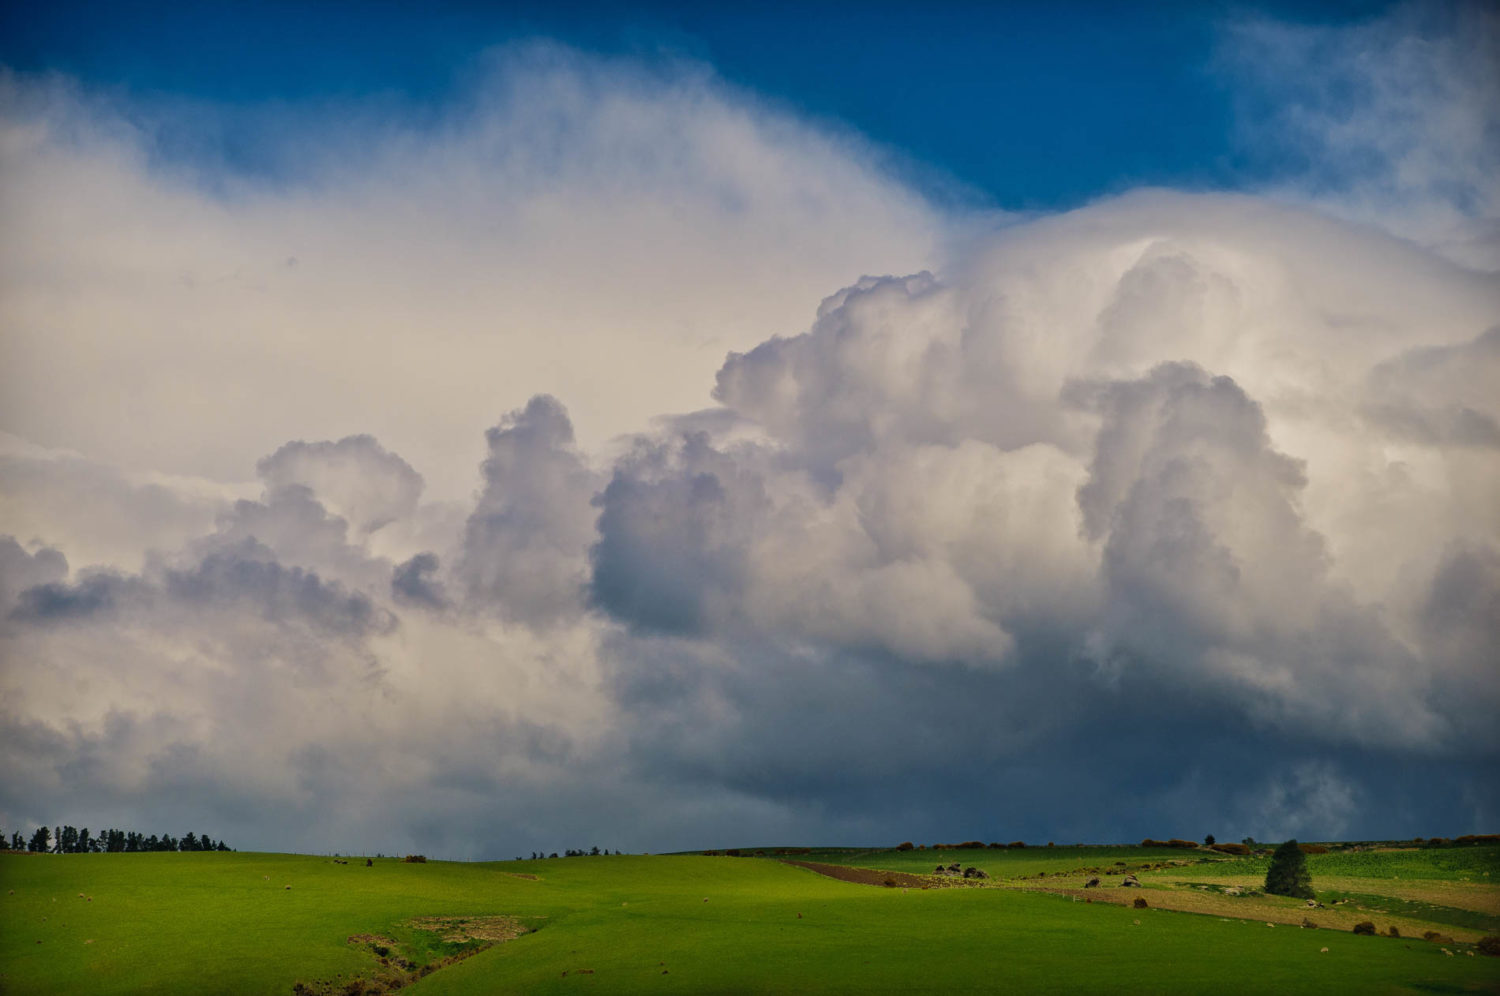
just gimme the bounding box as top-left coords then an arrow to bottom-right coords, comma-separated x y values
10,572 -> 148,622
162,539 -> 395,637
391,552 -> 447,609
590,431 -> 768,635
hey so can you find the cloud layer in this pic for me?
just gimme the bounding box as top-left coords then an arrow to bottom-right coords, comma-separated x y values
2,20 -> 1497,857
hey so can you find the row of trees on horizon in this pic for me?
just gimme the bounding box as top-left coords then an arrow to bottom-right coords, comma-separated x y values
5,825 -> 233,853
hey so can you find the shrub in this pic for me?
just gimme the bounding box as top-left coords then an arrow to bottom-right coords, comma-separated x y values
1298,843 -> 1330,855
1167,839 -> 1198,849
1352,921 -> 1376,935
1210,843 -> 1251,855
1478,936 -> 1500,957
1133,897 -> 1148,909
1008,841 -> 1026,849
725,849 -> 741,857
403,855 -> 427,863
883,878 -> 897,888
1386,926 -> 1400,938
987,842 -> 1005,849
896,841 -> 914,851
1141,839 -> 1169,848
1265,840 -> 1314,900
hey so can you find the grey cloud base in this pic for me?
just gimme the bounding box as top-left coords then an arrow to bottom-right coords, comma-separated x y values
2,191 -> 1498,857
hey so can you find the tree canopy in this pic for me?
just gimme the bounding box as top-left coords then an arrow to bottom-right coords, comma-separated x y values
1264,839 -> 1314,899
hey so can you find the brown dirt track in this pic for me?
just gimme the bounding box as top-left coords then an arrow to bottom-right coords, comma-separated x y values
781,860 -> 941,889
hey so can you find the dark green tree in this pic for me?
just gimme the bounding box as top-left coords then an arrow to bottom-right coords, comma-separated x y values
1204,834 -> 1216,846
29,826 -> 51,853
1264,839 -> 1314,899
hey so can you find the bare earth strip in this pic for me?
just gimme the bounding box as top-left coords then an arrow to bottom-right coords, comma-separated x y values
781,860 -> 946,889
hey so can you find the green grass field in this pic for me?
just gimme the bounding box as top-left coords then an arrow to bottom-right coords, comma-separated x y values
2,847 -> 1497,994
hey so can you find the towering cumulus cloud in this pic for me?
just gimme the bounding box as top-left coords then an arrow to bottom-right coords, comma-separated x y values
1,13 -> 1496,856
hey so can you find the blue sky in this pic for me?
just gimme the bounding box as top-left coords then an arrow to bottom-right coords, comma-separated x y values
0,2 -> 1496,856
0,0 -> 1407,208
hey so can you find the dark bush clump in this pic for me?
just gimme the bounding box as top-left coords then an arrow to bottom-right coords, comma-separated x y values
1386,926 -> 1400,938
896,841 -> 914,851
403,855 -> 427,863
725,849 -> 741,857
1298,843 -> 1330,855
1352,921 -> 1376,936
1478,936 -> 1500,957
1133,897 -> 1148,909
1210,843 -> 1251,855
1166,839 -> 1198,849
1141,839 -> 1169,848
959,840 -> 986,849
1008,841 -> 1026,849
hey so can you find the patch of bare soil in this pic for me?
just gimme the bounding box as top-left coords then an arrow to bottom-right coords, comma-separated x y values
295,917 -> 536,994
781,860 -> 964,889
507,872 -> 540,880
409,915 -> 531,943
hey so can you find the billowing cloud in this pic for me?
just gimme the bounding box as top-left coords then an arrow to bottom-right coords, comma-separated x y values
257,435 -> 424,535
0,45 -> 942,502
457,395 -> 599,625
1,20 -> 1497,856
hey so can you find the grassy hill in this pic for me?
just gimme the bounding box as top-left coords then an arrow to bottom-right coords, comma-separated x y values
1,845 -> 1496,994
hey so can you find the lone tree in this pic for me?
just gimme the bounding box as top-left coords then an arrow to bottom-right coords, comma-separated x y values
1265,839 -> 1314,899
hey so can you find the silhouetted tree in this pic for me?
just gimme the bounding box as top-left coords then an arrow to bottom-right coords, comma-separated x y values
1204,834 -> 1216,847
29,826 -> 51,853
1265,839 -> 1314,899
